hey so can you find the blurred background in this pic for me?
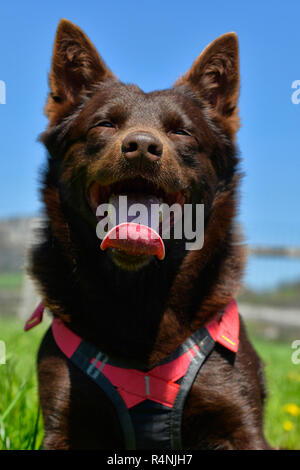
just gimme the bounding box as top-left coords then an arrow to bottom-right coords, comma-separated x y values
0,0 -> 299,450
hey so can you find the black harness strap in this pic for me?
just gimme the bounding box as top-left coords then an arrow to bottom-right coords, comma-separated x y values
170,328 -> 215,449
70,341 -> 136,450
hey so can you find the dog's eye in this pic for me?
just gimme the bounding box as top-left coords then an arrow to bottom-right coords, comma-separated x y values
97,121 -> 115,128
88,121 -> 116,134
172,129 -> 191,136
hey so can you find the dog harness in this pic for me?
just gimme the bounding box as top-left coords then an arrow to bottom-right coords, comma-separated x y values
25,299 -> 239,450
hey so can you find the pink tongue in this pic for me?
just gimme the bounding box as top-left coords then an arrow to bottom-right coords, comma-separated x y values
100,194 -> 165,260
101,223 -> 165,259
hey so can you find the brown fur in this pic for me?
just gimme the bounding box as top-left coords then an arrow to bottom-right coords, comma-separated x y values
38,356 -> 70,449
31,19 -> 271,449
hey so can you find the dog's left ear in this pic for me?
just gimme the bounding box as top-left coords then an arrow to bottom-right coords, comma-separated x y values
175,33 -> 240,135
46,19 -> 115,123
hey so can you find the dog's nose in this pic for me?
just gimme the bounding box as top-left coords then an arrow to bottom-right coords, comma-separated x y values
121,132 -> 163,163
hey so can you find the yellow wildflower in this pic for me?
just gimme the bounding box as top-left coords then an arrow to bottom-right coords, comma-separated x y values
288,372 -> 300,382
283,421 -> 294,432
283,403 -> 300,417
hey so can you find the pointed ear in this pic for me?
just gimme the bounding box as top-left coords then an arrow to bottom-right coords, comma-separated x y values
45,19 -> 115,122
175,33 -> 240,135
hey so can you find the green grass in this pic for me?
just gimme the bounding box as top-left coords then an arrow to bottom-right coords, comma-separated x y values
0,316 -> 299,449
0,316 -> 49,449
0,273 -> 23,292
251,337 -> 300,450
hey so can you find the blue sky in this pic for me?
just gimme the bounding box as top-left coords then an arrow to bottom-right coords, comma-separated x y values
0,0 -> 299,287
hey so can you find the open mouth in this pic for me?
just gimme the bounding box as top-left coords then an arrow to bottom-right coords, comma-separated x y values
87,177 -> 186,269
88,177 -> 185,212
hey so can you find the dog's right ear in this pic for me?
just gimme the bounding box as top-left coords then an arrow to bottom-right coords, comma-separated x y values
45,19 -> 115,123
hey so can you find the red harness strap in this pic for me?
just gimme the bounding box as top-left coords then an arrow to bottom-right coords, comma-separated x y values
88,344 -> 201,408
25,300 -> 239,410
206,298 -> 239,353
24,301 -> 44,331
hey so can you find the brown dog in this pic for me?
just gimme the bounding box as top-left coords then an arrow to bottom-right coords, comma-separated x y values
30,19 -> 270,450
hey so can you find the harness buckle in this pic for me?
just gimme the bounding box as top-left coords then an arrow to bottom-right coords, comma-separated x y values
144,375 -> 150,396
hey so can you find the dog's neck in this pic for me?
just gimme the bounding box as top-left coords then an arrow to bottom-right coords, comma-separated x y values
31,184 -> 245,366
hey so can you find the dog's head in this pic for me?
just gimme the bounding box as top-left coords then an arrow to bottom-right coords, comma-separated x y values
40,19 -> 240,277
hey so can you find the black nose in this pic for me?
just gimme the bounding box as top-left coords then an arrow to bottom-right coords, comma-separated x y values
121,132 -> 163,164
